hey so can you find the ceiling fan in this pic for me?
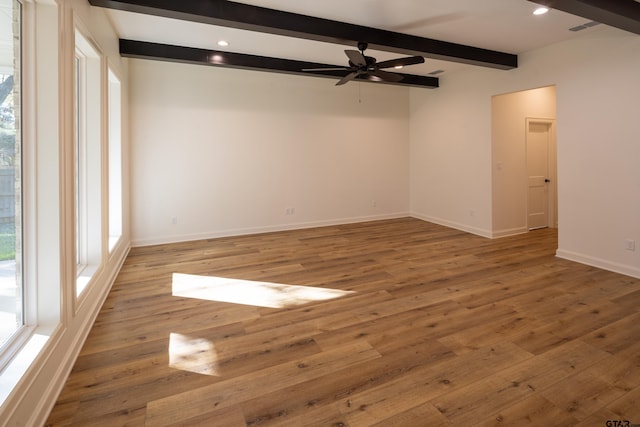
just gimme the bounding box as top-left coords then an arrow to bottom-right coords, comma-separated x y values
304,42 -> 425,86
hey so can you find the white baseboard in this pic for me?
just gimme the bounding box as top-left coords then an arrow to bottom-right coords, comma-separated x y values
490,227 -> 529,239
410,213 -> 492,238
556,249 -> 640,279
131,212 -> 410,247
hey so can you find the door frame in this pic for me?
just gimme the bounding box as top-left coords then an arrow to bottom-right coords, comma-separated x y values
525,118 -> 557,229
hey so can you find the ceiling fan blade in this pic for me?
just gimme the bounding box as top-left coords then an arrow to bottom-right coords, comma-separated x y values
335,71 -> 360,86
376,56 -> 425,69
369,69 -> 404,83
302,67 -> 349,71
345,50 -> 367,67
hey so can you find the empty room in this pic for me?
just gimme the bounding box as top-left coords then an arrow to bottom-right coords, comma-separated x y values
0,0 -> 639,425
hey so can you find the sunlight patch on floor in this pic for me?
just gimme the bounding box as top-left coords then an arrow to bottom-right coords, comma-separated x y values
169,333 -> 219,376
172,273 -> 355,309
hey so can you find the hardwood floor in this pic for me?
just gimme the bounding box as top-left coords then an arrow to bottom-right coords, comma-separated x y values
46,218 -> 640,426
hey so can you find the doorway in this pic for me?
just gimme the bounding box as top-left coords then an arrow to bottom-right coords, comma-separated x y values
526,119 -> 557,230
491,85 -> 557,237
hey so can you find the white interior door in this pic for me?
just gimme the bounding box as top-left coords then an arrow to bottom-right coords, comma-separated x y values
527,121 -> 551,230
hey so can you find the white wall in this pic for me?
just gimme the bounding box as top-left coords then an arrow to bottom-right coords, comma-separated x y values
552,30 -> 640,278
411,27 -> 640,278
130,61 -> 410,245
410,70 -> 496,237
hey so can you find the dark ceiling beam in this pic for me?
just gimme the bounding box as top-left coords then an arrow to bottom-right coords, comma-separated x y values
119,39 -> 440,89
528,0 -> 640,35
90,0 -> 517,70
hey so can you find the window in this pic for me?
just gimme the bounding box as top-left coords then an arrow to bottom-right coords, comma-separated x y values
74,55 -> 84,267
0,0 -> 22,357
1,0 -> 130,413
74,29 -> 101,296
108,69 -> 122,252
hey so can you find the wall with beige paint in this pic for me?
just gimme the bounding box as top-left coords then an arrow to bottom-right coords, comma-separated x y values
491,86 -> 556,237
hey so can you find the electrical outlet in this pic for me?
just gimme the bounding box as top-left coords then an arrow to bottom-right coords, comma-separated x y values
469,209 -> 476,217
372,200 -> 377,208
284,207 -> 296,215
171,216 -> 178,225
625,239 -> 636,251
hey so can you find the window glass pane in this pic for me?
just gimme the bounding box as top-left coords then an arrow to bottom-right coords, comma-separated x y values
0,0 -> 22,348
74,55 -> 83,267
108,70 -> 121,251
74,29 -> 101,297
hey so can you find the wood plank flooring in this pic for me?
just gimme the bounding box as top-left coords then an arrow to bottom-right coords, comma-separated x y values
46,218 -> 640,426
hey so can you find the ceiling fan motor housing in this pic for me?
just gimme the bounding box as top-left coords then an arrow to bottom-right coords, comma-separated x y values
349,56 -> 377,70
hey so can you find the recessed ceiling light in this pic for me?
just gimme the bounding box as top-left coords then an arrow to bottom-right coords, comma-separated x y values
217,40 -> 229,47
209,54 -> 225,64
533,7 -> 549,15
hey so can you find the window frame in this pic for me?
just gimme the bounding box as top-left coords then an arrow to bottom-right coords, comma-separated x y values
72,26 -> 103,299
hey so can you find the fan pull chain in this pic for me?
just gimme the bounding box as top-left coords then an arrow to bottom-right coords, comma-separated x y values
358,82 -> 362,104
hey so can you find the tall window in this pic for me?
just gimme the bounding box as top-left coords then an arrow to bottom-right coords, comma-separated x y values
0,0 -> 22,351
108,69 -> 122,252
74,55 -> 84,268
74,29 -> 101,296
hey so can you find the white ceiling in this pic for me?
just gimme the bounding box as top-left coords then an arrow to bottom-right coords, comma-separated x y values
105,0 -> 611,77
